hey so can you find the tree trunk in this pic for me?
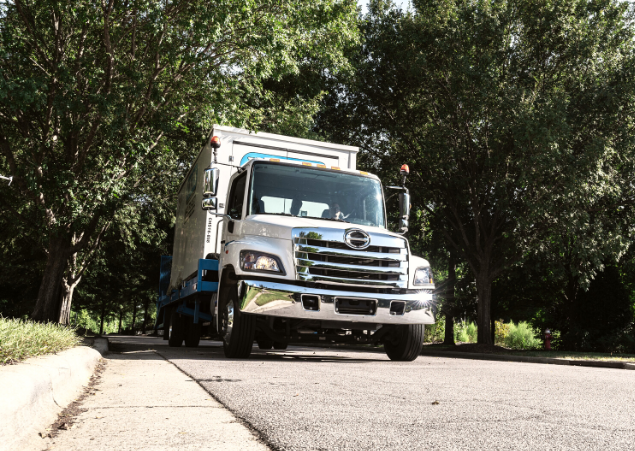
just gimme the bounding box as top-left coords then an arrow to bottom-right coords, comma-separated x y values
99,300 -> 106,336
443,250 -> 457,345
491,317 -> 496,344
58,274 -> 81,325
131,300 -> 138,335
141,297 -> 150,333
118,309 -> 123,334
476,273 -> 493,345
31,235 -> 72,322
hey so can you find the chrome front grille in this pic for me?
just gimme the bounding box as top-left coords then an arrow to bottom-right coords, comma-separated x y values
293,228 -> 408,289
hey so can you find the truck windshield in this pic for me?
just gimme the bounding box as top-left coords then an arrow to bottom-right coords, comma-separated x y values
248,162 -> 386,229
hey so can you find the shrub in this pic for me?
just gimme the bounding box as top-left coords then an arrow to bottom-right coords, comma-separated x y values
454,321 -> 477,343
0,317 -> 81,364
466,322 -> 477,343
504,321 -> 542,350
424,316 -> 445,343
495,321 -> 511,345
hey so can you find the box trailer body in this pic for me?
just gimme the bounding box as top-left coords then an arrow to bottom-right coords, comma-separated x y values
169,126 -> 357,292
156,125 -> 436,361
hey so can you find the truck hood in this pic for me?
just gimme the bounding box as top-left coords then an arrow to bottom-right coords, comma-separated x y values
241,214 -> 405,242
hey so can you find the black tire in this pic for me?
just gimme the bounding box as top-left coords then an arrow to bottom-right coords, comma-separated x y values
162,308 -> 170,340
273,341 -> 288,350
257,338 -> 274,350
220,282 -> 255,358
168,310 -> 185,347
185,317 -> 202,348
384,324 -> 424,361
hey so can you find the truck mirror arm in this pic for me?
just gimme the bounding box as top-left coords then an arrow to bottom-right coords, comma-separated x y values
214,162 -> 245,172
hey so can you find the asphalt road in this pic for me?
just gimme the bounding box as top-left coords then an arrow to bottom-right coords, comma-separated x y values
109,336 -> 635,450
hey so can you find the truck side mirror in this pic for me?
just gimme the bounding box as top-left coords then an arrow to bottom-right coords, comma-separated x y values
202,197 -> 217,210
398,192 -> 410,233
203,167 -> 219,196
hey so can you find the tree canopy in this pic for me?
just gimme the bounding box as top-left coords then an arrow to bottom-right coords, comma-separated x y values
0,0 -> 358,322
318,0 -> 635,343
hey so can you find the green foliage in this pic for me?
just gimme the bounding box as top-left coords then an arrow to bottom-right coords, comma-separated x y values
504,322 -> 542,350
0,317 -> 81,364
424,316 -> 445,342
317,0 -> 635,344
0,0 -> 359,321
454,321 -> 478,343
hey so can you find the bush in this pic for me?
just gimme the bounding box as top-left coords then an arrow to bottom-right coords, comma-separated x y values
495,321 -> 511,345
424,316 -> 445,343
466,322 -> 477,343
504,321 -> 542,350
0,317 -> 81,364
454,321 -> 477,343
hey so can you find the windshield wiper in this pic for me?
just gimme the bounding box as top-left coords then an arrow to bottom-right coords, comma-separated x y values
305,216 -> 350,223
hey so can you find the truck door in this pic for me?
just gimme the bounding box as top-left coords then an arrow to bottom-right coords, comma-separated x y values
224,171 -> 248,243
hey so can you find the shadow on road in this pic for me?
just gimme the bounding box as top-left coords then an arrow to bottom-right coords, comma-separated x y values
108,336 -> 388,364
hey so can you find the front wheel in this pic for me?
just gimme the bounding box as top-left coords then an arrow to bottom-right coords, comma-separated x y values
220,283 -> 255,358
384,324 -> 424,361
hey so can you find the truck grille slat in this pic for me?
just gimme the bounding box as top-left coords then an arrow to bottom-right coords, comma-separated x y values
294,229 -> 409,289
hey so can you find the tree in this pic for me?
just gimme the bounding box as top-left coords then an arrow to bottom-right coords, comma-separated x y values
318,0 -> 635,344
0,0 -> 358,322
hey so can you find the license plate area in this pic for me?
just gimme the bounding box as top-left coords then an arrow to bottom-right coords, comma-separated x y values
334,297 -> 377,315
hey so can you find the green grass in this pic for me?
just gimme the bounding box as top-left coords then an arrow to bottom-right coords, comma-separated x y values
0,317 -> 82,365
507,351 -> 635,362
422,343 -> 635,362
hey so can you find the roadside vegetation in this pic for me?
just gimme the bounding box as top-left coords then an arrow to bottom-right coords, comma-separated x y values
0,317 -> 81,365
426,319 -> 548,350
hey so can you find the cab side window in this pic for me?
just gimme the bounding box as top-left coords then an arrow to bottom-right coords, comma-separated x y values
227,172 -> 247,220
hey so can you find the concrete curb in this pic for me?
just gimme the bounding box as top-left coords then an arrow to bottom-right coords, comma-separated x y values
0,339 -> 108,451
419,350 -> 635,370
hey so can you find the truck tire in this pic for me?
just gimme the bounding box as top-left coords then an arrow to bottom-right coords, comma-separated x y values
257,338 -> 274,350
184,317 -> 201,348
273,342 -> 288,350
384,324 -> 424,361
220,283 -> 255,358
162,308 -> 170,340
168,310 -> 185,347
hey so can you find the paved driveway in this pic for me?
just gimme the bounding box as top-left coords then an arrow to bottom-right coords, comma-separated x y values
109,336 -> 635,450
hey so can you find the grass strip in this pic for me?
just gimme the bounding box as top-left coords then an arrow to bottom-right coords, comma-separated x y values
423,343 -> 635,362
0,317 -> 82,365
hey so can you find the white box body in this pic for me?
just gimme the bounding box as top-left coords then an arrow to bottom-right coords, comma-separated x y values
169,125 -> 359,290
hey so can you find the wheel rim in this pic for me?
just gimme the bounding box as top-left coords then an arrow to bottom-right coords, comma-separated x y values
223,299 -> 235,344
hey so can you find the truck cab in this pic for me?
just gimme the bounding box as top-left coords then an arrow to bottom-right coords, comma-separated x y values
156,126 -> 435,361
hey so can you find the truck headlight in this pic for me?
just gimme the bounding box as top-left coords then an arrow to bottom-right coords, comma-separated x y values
413,267 -> 433,285
240,251 -> 285,274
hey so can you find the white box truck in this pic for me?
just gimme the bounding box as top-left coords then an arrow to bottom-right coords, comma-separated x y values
155,125 -> 436,361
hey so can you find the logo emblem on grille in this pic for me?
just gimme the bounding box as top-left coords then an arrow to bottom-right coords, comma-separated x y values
345,229 -> 371,250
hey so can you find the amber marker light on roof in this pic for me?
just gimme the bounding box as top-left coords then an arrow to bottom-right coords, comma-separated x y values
270,158 -> 280,162
210,136 -> 221,149
360,171 -> 369,175
317,164 -> 326,168
302,162 -> 312,166
331,166 -> 340,170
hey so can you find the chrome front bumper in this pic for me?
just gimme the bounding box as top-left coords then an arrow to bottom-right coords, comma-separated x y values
238,279 -> 435,325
